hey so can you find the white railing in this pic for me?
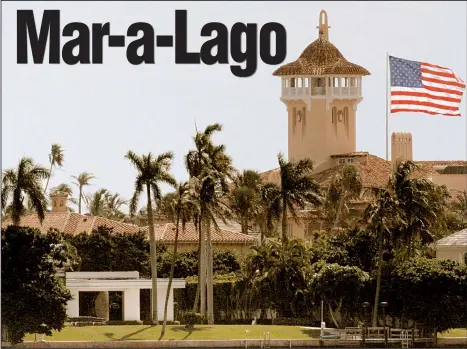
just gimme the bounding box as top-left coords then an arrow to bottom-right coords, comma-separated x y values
281,85 -> 361,100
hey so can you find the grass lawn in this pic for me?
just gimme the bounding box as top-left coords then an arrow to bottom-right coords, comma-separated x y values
22,325 -> 466,342
440,328 -> 467,338
23,325 -> 321,342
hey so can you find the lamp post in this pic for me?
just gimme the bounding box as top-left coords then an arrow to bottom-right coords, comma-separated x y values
362,302 -> 369,348
380,302 -> 388,347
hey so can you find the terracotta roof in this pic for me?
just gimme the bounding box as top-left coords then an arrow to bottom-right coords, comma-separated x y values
1,212 -> 143,235
155,222 -> 256,244
260,154 -> 439,190
273,36 -> 370,77
331,152 -> 369,158
435,228 -> 467,247
415,161 -> 467,167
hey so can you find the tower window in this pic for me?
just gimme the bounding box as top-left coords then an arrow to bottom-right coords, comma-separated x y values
290,78 -> 296,88
338,158 -> 355,164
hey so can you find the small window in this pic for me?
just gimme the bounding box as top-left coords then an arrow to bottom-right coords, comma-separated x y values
304,78 -> 309,88
60,201 -> 63,207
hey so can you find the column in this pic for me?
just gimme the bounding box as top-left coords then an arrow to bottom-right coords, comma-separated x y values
123,288 -> 140,321
155,286 -> 175,321
67,289 -> 79,318
94,291 -> 109,321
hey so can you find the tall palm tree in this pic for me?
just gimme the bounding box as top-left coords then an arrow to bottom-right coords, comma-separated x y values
161,182 -> 199,337
44,144 -> 65,194
263,153 -> 323,241
365,188 -> 403,328
71,172 -> 95,214
230,170 -> 263,234
365,160 -> 448,327
331,164 -> 362,231
185,123 -> 234,325
1,157 -> 50,225
126,151 -> 177,325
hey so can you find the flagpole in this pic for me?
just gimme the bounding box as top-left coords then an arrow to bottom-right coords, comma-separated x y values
386,52 -> 390,161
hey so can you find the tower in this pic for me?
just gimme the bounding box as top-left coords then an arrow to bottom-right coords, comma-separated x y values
273,10 -> 370,171
50,192 -> 68,213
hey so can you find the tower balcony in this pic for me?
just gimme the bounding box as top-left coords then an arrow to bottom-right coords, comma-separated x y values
280,76 -> 363,101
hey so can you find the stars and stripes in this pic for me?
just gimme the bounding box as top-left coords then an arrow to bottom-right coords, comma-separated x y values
389,56 -> 466,116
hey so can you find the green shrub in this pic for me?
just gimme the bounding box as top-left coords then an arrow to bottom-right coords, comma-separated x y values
106,320 -> 143,325
273,318 -> 312,326
182,312 -> 204,329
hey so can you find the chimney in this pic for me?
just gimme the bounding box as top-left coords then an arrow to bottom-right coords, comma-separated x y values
391,132 -> 413,167
50,192 -> 68,213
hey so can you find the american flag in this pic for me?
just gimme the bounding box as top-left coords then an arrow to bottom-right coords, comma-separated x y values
389,56 -> 466,116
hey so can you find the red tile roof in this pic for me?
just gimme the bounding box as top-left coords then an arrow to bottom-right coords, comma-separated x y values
155,222 -> 256,244
260,154 -> 442,190
1,212 -> 143,235
2,212 -> 255,244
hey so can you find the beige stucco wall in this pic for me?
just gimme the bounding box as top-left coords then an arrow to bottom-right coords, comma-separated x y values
435,246 -> 466,265
430,174 -> 467,193
287,98 -> 358,170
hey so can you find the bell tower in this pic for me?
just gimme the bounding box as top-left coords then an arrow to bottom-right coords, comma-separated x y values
273,10 -> 370,172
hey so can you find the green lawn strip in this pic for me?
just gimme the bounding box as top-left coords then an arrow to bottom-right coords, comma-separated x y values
24,325 -> 321,342
439,329 -> 467,338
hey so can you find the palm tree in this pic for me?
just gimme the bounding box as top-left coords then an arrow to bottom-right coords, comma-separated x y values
230,170 -> 263,234
86,189 -> 109,216
1,157 -> 50,225
391,161 -> 448,258
104,192 -> 127,220
365,160 -> 448,327
126,151 -> 177,325
331,164 -> 362,231
365,188 -> 403,328
161,182 -> 199,337
71,172 -> 95,214
185,123 -> 234,325
44,144 -> 65,193
262,153 -> 323,241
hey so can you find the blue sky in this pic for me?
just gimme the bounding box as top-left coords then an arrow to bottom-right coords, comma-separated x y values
2,1 -> 466,212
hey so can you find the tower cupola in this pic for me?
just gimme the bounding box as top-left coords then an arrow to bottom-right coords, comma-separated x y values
273,10 -> 371,170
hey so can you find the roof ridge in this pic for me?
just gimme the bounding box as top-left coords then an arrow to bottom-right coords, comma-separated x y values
88,216 -> 97,234
61,212 -> 71,232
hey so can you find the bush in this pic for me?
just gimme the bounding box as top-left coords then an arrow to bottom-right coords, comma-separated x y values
273,318 -> 312,326
182,312 -> 204,329
106,320 -> 143,325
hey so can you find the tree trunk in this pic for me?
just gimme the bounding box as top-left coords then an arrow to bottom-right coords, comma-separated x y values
328,302 -> 340,328
78,187 -> 82,214
332,193 -> 346,231
44,162 -> 53,194
147,184 -> 158,325
281,197 -> 288,242
199,208 -> 207,320
241,217 -> 247,234
206,217 -> 214,325
192,219 -> 201,313
372,229 -> 384,327
161,205 -> 181,338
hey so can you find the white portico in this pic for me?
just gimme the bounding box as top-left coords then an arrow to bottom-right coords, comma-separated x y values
65,271 -> 185,322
